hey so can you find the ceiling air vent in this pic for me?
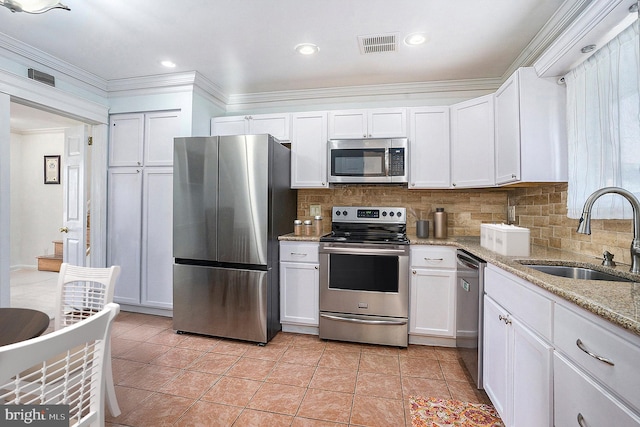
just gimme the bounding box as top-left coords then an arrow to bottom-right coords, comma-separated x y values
358,32 -> 399,54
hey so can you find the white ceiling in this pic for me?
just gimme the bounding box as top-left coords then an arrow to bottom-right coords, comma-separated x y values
1,0 -> 586,130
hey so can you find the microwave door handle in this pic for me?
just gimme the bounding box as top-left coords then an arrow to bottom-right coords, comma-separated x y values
384,147 -> 390,177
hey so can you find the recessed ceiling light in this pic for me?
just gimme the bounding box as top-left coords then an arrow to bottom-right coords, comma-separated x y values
404,33 -> 428,46
295,43 -> 319,55
161,60 -> 177,68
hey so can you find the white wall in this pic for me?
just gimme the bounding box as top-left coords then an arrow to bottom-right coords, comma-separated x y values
10,130 -> 64,268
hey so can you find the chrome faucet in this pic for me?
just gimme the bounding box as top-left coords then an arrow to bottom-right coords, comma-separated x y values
576,187 -> 640,274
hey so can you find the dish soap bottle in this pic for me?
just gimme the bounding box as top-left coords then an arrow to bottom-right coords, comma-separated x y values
434,207 -> 448,239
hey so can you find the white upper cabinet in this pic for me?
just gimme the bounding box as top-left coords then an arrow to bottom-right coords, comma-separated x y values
408,107 -> 450,189
291,111 -> 329,188
450,94 -> 495,188
210,116 -> 247,136
494,67 -> 567,185
108,113 -> 144,167
328,108 -> 407,139
211,113 -> 291,141
144,111 -> 181,166
109,111 -> 180,167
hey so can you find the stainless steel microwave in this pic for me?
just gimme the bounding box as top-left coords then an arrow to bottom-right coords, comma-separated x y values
328,138 -> 408,184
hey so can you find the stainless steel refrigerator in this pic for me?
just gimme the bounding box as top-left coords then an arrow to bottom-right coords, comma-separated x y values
172,134 -> 297,344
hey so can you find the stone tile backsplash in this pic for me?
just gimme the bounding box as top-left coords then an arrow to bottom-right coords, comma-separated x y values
297,186 -> 508,237
507,183 -> 635,266
297,182 -> 635,266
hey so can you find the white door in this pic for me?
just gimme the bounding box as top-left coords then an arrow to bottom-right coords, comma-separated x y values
62,125 -> 88,266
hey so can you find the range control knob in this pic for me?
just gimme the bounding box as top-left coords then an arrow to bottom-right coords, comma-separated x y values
342,210 -> 348,216
390,211 -> 395,217
397,211 -> 402,217
382,211 -> 387,217
335,210 -> 341,216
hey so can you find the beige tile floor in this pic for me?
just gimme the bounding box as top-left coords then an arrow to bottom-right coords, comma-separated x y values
9,268 -> 489,426
107,312 -> 489,427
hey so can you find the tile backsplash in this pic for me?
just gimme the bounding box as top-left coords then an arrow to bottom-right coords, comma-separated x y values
507,183 -> 635,266
296,182 -> 635,266
297,186 -> 508,237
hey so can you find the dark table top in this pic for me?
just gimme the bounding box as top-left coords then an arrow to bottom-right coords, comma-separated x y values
0,307 -> 51,346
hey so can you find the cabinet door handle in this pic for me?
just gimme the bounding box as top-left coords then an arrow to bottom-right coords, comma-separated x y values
576,339 -> 614,366
290,252 -> 308,257
577,413 -> 586,427
424,257 -> 444,261
314,266 -> 318,270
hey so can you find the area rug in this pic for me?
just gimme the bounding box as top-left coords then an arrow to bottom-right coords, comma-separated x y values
410,396 -> 504,427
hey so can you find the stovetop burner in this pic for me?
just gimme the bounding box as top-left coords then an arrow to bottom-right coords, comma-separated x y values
320,206 -> 409,245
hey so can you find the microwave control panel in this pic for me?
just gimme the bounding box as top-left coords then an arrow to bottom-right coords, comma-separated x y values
389,148 -> 405,176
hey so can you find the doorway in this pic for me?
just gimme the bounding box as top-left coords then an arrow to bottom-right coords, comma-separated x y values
8,101 -> 87,316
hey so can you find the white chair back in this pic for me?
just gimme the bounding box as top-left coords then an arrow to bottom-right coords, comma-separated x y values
0,303 -> 120,427
55,263 -> 121,331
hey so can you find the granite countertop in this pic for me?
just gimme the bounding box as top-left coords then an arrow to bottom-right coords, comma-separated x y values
279,232 -> 640,336
278,233 -> 326,242
410,235 -> 640,337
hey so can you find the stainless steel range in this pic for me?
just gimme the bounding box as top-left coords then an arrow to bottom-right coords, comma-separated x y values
319,206 -> 410,347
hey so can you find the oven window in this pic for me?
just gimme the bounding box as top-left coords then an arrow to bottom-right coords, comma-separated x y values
329,253 -> 398,292
331,149 -> 385,176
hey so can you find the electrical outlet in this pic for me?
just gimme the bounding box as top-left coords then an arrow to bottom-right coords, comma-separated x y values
310,204 -> 321,217
508,206 -> 516,223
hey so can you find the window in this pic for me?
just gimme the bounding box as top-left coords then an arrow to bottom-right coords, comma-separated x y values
566,20 -> 639,219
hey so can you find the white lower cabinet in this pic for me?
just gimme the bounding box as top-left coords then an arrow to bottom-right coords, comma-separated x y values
554,352 -> 640,427
553,301 -> 640,425
409,246 -> 456,345
108,167 -> 173,311
486,263 -> 640,426
279,242 -> 319,334
483,265 -> 553,427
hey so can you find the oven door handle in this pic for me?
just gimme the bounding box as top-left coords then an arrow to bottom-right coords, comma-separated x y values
320,246 -> 408,256
320,313 -> 407,326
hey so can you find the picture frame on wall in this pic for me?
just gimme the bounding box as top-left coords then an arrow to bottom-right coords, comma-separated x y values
44,155 -> 60,184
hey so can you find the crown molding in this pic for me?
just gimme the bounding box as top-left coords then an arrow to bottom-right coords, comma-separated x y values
0,32 -> 108,96
107,71 -> 228,108
225,78 -> 503,110
533,0 -> 632,77
501,0 -> 593,79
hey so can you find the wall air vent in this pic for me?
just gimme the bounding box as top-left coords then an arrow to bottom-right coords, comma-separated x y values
358,32 -> 399,54
28,68 -> 55,87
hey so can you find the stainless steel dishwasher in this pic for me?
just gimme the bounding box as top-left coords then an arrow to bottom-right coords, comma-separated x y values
456,249 -> 486,389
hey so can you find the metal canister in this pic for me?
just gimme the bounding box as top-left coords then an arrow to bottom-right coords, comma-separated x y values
293,219 -> 303,236
314,215 -> 323,236
434,207 -> 448,239
303,219 -> 313,236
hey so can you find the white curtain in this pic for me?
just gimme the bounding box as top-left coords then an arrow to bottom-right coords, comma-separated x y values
566,20 -> 640,219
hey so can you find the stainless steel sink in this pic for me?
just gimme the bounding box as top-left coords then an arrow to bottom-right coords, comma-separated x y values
521,264 -> 633,282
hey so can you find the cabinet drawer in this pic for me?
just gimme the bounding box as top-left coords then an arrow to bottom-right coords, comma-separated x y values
554,302 -> 640,412
280,242 -> 319,263
485,265 -> 552,341
410,246 -> 456,269
554,353 -> 640,427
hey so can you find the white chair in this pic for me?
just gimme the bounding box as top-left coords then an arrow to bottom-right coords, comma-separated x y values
55,263 -> 121,417
0,303 -> 120,427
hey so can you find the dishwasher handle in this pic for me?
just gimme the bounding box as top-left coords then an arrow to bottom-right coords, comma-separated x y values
457,253 -> 480,270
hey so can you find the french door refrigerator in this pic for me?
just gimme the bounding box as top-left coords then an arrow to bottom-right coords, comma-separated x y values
172,134 -> 296,344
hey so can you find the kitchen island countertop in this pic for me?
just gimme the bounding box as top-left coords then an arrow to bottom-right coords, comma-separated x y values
279,232 -> 640,336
